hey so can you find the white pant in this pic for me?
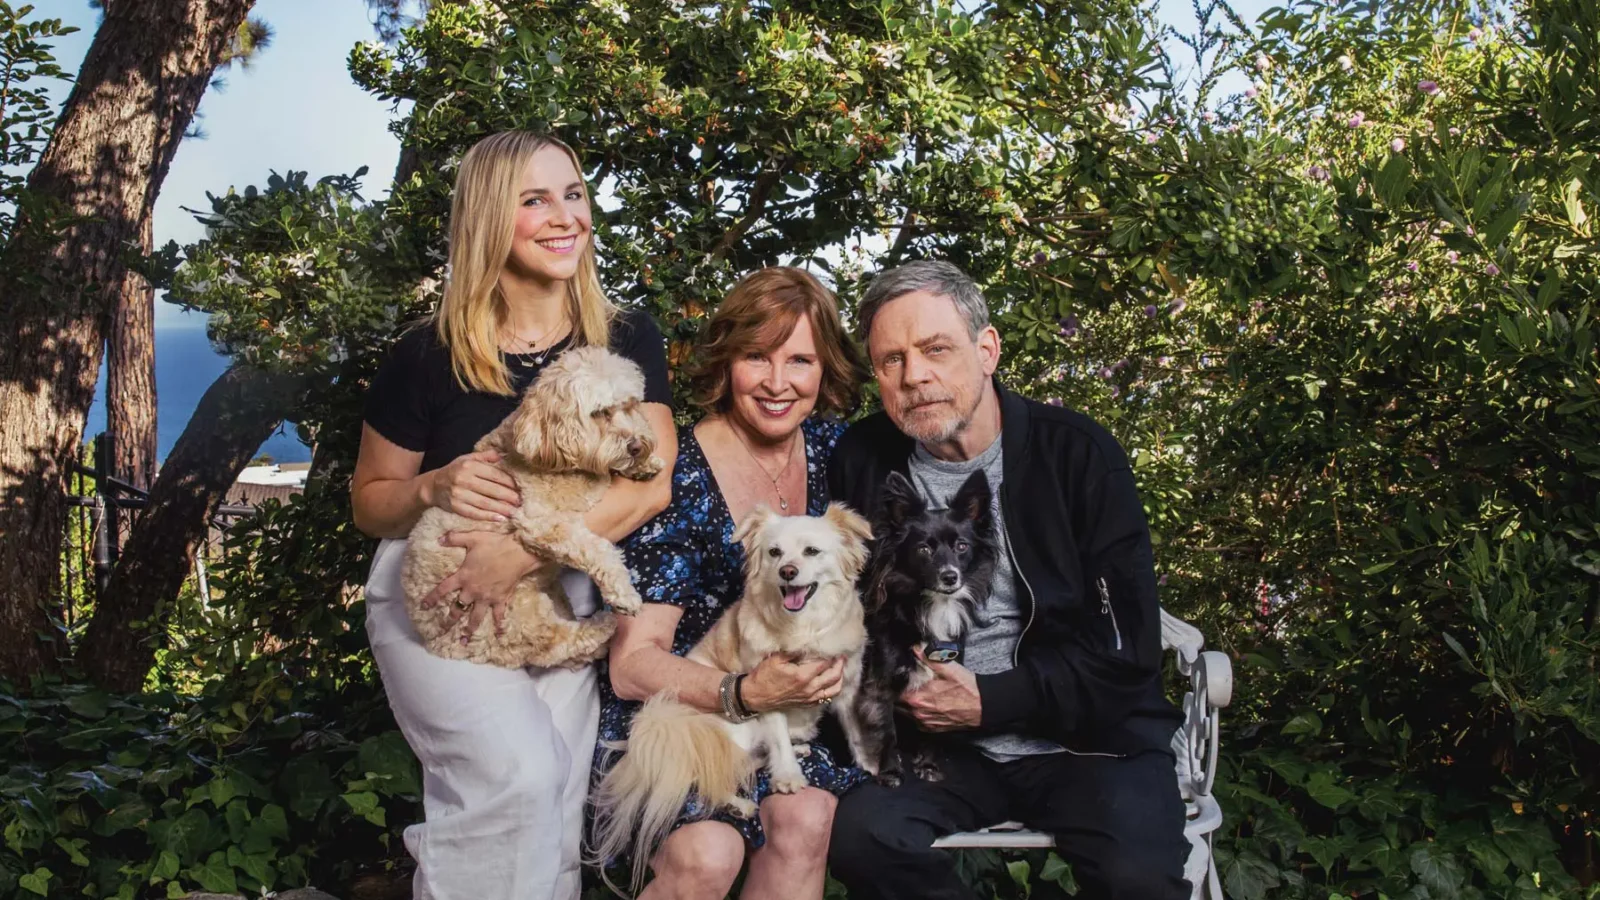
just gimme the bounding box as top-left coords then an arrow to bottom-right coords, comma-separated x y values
365,539 -> 601,900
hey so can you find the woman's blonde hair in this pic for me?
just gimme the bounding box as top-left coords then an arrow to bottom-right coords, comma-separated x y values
435,130 -> 615,395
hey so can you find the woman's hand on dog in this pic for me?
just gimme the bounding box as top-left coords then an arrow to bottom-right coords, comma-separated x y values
424,450 -> 522,522
740,653 -> 845,712
421,531 -> 544,639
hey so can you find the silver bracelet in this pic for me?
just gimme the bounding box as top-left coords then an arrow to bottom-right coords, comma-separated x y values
719,673 -> 751,722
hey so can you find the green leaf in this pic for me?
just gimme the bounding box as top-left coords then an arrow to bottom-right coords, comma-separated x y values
18,867 -> 51,896
1040,851 -> 1073,886
152,850 -> 180,882
53,836 -> 89,866
189,850 -> 238,894
242,803 -> 289,854
208,773 -> 240,808
279,756 -> 338,820
148,807 -> 219,865
1410,843 -> 1466,894
1221,850 -> 1281,900
358,730 -> 422,795
1304,770 -> 1356,810
63,690 -> 109,719
96,800 -> 152,836
1280,712 -> 1322,736
1006,859 -> 1032,898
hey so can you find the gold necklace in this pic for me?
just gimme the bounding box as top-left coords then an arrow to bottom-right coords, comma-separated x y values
728,419 -> 801,512
501,318 -> 569,368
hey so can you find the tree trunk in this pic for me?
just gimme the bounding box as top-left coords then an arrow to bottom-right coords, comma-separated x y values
0,0 -> 253,684
108,216 -> 159,493
78,363 -> 311,691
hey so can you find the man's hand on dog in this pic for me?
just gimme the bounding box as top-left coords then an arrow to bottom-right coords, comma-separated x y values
422,531 -> 544,639
901,646 -> 982,731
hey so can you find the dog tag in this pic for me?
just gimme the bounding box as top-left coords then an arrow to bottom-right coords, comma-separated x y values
925,640 -> 962,664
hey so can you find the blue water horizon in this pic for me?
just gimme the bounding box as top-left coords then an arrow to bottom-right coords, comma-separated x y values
87,319 -> 312,467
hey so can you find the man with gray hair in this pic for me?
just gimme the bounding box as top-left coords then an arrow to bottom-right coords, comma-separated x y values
826,260 -> 1189,899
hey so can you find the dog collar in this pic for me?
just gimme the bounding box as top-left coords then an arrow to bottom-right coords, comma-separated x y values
925,640 -> 962,664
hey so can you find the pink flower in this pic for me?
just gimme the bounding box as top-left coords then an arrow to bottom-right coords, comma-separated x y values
1099,367 -> 1115,380
1203,110 -> 1218,123
1485,263 -> 1500,276
1348,111 -> 1365,128
1245,85 -> 1260,99
1157,355 -> 1172,366
1168,298 -> 1188,315
1255,53 -> 1272,72
1418,80 -> 1441,96
1158,574 -> 1169,586
1047,397 -> 1064,407
1449,126 -> 1461,136
1308,164 -> 1330,181
1468,26 -> 1483,41
1447,251 -> 1460,263
1144,304 -> 1158,318
1406,260 -> 1419,272
1391,137 -> 1406,152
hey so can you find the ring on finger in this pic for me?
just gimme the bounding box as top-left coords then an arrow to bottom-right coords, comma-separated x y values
455,598 -> 471,611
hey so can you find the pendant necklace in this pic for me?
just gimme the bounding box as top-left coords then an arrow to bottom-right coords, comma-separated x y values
502,319 -> 569,369
730,420 -> 800,512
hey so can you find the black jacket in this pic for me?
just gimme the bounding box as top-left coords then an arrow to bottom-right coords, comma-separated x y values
827,383 -> 1182,757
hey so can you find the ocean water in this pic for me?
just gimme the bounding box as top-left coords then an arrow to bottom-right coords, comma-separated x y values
86,324 -> 312,466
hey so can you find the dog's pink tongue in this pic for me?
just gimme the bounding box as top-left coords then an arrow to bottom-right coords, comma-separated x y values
782,586 -> 808,611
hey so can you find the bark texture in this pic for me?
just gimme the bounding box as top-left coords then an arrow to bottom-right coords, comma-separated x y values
108,216 -> 159,493
0,0 -> 254,683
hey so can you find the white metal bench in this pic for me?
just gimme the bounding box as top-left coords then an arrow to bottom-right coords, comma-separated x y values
931,611 -> 1234,899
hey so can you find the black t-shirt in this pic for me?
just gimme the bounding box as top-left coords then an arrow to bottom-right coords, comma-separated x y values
364,307 -> 672,473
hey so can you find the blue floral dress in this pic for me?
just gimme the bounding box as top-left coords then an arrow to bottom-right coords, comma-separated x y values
595,416 -> 868,849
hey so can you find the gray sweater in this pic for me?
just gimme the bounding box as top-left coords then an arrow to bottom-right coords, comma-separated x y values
907,436 -> 1064,761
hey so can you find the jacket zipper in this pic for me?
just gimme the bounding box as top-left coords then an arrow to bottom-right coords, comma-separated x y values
1097,577 -> 1123,651
1001,498 -> 1036,667
1000,497 -> 1126,760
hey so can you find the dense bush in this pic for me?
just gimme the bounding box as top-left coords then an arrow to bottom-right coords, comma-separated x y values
3,0 -> 1595,897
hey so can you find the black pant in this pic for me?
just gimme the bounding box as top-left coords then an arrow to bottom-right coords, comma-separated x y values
829,745 -> 1191,900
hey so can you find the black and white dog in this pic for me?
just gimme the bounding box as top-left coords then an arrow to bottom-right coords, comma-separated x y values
852,470 -> 998,785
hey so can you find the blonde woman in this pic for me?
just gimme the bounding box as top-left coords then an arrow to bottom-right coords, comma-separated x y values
352,130 -> 676,900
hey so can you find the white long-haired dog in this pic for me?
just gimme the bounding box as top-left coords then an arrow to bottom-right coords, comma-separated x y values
590,503 -> 875,894
401,345 -> 663,669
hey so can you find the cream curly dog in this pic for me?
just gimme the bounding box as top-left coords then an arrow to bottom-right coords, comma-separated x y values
402,345 -> 664,669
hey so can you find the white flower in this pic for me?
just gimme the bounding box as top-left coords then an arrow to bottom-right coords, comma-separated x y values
1338,54 -> 1354,71
872,43 -> 903,69
220,271 -> 248,287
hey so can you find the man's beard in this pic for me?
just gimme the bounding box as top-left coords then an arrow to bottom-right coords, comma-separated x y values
893,387 -> 977,445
